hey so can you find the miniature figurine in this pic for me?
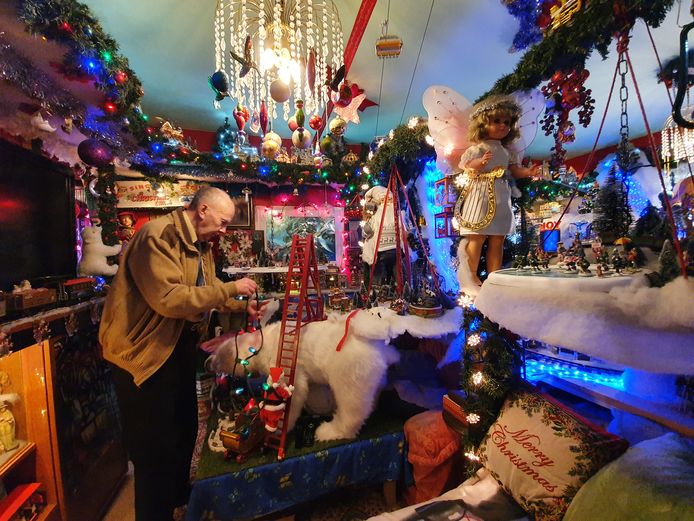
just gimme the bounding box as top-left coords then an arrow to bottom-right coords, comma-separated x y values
259,368 -> 294,435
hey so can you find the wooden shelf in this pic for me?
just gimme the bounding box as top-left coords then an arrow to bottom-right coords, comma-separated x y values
0,440 -> 34,479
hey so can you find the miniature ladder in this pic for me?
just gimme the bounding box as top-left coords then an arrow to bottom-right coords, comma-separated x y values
265,234 -> 325,460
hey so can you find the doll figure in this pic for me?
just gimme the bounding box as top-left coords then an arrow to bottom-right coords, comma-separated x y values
259,368 -> 294,434
454,96 -> 540,286
361,186 -> 408,286
117,212 -> 137,242
319,117 -> 348,164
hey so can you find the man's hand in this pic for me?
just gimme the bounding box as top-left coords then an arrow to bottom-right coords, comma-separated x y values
234,277 -> 257,296
247,299 -> 270,320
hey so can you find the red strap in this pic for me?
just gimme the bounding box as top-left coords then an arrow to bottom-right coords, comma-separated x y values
343,0 -> 378,75
336,309 -> 361,351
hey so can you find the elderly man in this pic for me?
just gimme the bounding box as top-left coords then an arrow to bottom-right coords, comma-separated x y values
100,186 -> 259,521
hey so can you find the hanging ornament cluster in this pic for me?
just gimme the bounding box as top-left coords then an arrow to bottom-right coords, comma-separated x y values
540,68 -> 595,169
290,99 -> 312,149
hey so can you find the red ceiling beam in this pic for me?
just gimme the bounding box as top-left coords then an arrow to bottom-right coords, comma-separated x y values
343,0 -> 378,75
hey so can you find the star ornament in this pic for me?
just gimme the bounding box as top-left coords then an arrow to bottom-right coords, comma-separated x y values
333,93 -> 366,124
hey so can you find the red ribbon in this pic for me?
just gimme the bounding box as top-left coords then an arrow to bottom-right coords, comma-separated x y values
335,309 -> 361,352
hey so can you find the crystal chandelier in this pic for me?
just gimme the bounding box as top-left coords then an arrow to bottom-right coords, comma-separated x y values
214,0 -> 344,122
661,107 -> 694,164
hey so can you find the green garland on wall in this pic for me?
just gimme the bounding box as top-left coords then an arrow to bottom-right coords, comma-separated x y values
366,123 -> 435,182
19,0 -> 149,139
482,0 -> 675,100
94,164 -> 119,245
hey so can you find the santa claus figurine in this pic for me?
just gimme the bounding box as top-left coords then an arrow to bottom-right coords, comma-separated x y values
259,367 -> 294,434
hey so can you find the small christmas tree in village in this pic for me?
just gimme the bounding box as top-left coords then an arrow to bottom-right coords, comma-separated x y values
630,201 -> 669,249
592,163 -> 632,244
659,239 -> 681,283
577,180 -> 600,214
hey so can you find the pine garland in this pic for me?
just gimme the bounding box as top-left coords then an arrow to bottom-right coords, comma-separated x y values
18,0 -> 146,131
366,124 -> 436,183
485,0 -> 675,99
454,301 -> 523,474
95,164 -> 119,245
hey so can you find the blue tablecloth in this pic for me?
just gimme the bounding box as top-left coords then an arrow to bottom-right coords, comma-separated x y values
186,431 -> 405,521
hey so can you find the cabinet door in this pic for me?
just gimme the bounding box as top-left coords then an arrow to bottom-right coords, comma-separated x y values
0,341 -> 60,521
47,322 -> 127,521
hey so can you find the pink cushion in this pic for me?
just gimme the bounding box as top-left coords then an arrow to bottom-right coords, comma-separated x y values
479,390 -> 628,521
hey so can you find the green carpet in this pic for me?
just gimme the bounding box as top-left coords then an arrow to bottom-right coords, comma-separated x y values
196,409 -> 405,480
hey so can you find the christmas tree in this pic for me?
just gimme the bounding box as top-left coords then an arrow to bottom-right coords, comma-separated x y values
631,201 -> 669,249
577,180 -> 600,214
659,239 -> 680,283
592,163 -> 632,243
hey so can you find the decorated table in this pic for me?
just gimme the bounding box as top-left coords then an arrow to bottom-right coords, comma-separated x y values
186,411 -> 406,521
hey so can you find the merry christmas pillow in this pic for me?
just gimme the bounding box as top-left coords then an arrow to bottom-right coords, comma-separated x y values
478,389 -> 628,521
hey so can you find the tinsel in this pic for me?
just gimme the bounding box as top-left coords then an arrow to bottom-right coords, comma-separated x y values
505,0 -> 543,52
484,0 -> 676,99
0,32 -> 85,119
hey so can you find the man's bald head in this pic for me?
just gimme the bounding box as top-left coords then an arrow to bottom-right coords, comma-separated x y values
186,186 -> 235,241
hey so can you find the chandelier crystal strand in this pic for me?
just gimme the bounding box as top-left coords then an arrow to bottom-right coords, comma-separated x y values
214,3 -> 222,70
289,8 -> 300,102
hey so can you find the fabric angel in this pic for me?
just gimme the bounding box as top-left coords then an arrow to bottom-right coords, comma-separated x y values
423,87 -> 543,293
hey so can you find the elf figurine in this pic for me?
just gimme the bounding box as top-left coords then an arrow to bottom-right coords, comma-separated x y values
259,367 -> 294,434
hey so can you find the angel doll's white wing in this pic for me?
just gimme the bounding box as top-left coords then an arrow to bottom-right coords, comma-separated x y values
422,86 -> 473,176
507,89 -> 545,160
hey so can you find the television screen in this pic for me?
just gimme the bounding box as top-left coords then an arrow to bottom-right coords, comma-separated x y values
541,229 -> 560,252
0,139 -> 76,291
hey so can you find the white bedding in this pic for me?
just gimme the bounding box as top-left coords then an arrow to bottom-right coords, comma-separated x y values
368,468 -> 528,521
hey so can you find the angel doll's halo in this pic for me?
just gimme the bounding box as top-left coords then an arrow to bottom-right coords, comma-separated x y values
469,95 -> 521,121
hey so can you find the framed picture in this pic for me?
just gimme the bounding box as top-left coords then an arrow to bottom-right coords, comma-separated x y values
228,195 -> 253,228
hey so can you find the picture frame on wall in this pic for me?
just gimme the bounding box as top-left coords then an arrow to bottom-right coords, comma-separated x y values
228,195 -> 253,228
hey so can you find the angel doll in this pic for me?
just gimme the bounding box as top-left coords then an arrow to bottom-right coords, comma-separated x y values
455,96 -> 539,285
423,87 -> 542,293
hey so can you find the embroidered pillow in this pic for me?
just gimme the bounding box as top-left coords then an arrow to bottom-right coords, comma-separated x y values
478,389 -> 628,521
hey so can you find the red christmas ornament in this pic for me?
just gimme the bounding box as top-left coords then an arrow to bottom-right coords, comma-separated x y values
309,114 -> 323,131
114,71 -> 128,84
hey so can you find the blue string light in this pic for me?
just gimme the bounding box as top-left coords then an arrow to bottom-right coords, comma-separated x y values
525,356 -> 625,390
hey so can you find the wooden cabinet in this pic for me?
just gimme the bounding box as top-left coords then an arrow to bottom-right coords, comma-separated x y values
0,341 -> 60,521
0,299 -> 127,521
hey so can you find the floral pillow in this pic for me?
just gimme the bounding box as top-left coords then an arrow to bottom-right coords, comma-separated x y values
478,389 -> 628,521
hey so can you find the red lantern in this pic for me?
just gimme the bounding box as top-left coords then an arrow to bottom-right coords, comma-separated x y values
434,176 -> 457,207
434,209 -> 457,239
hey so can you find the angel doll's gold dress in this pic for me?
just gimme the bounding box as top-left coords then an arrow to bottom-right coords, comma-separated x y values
454,140 -> 518,236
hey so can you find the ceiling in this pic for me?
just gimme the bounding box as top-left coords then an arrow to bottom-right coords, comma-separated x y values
80,0 -> 690,160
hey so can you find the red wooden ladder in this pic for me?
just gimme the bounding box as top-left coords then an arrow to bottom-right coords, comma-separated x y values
264,234 -> 325,459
